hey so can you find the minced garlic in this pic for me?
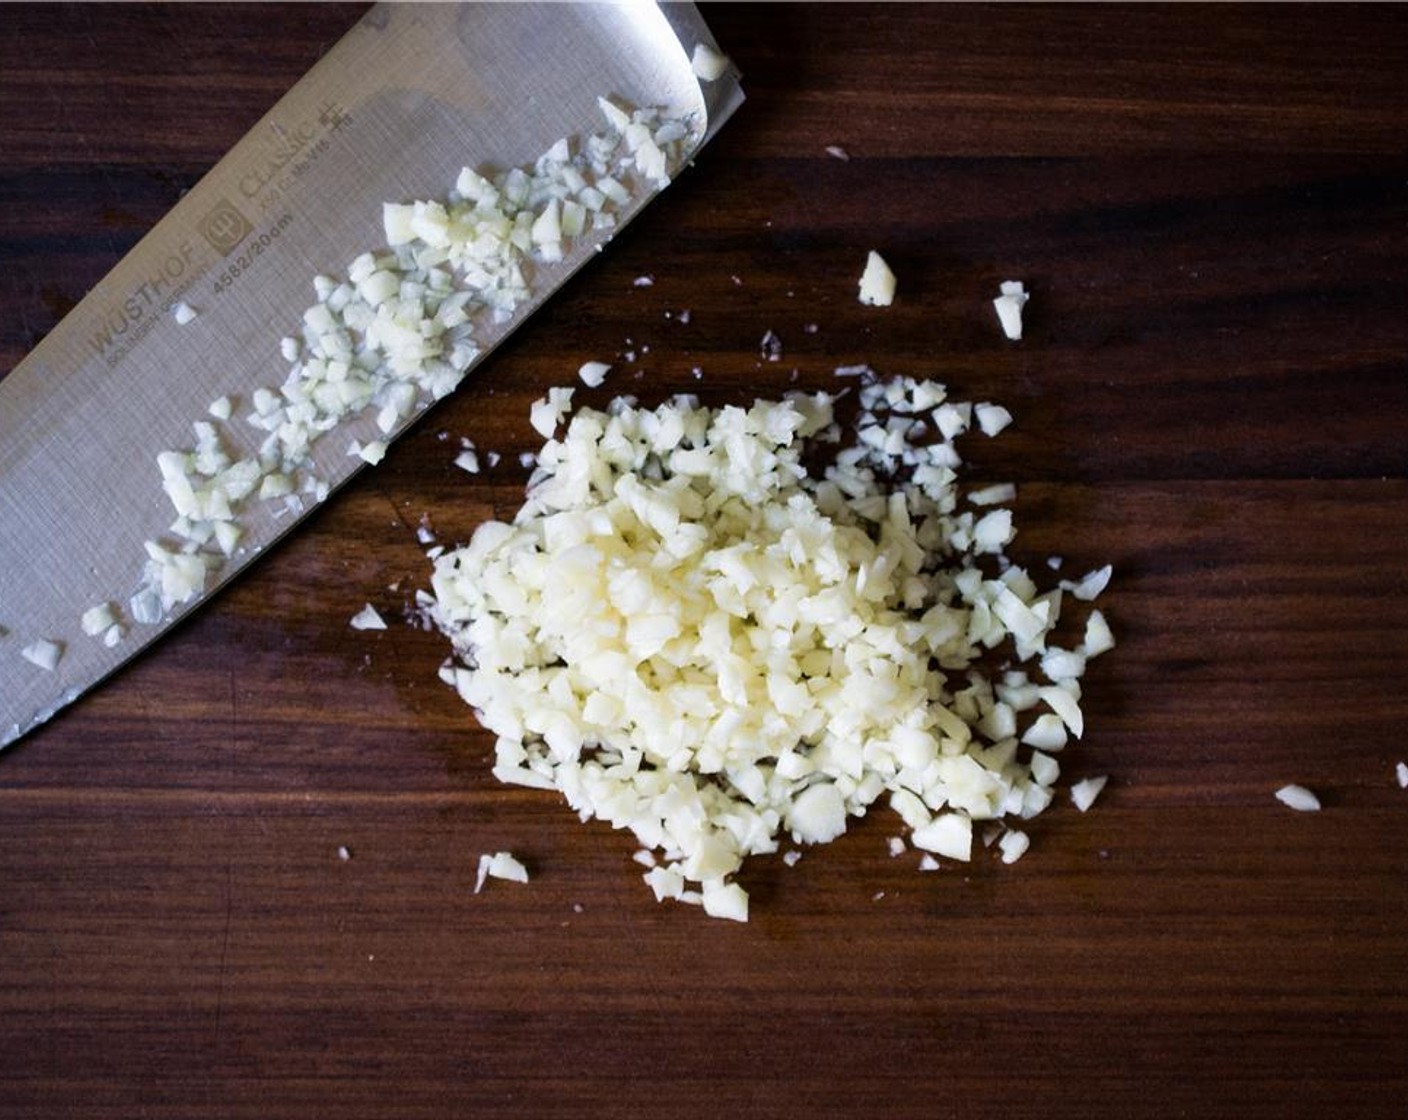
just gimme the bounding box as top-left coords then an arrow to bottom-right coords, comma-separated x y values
429,371 -> 1114,920
132,96 -> 697,627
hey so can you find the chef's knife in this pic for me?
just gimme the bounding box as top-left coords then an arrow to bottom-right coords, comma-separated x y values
0,2 -> 743,748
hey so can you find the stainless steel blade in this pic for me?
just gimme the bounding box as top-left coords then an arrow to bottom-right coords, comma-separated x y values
0,2 -> 743,748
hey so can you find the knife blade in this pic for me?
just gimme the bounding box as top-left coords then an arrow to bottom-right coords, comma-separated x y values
0,2 -> 743,749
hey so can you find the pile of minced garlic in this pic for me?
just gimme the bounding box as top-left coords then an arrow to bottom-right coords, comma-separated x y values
428,372 -> 1113,921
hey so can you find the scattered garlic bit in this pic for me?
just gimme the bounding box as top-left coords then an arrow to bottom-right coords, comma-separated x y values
1029,750 -> 1060,787
912,814 -> 973,861
80,602 -> 119,637
857,250 -> 897,306
702,880 -> 748,922
128,587 -> 162,626
259,472 -> 293,500
887,836 -> 906,858
349,603 -> 387,631
998,829 -> 1030,864
530,387 -> 575,439
1021,713 -> 1067,752
1064,564 -> 1113,602
969,482 -> 1016,507
1070,775 -> 1108,812
975,402 -> 1013,438
357,439 -> 388,466
759,329 -> 783,362
1275,784 -> 1321,812
788,782 -> 847,844
136,540 -> 211,613
1397,762 -> 1408,789
454,448 -> 481,474
21,639 -> 64,672
172,300 -> 198,325
632,274 -> 655,288
825,145 -> 851,161
690,42 -> 731,82
781,850 -> 802,868
429,374 -> 1113,919
578,361 -> 612,388
917,854 -> 940,872
1081,609 -> 1116,658
993,280 -> 1029,340
337,845 -> 352,861
475,851 -> 529,893
118,95 -> 697,636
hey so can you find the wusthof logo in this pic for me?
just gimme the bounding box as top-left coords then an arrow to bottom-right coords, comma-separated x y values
237,104 -> 352,211
197,198 -> 254,257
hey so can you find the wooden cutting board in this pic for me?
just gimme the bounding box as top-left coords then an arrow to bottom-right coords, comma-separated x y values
2,5 -> 1405,1117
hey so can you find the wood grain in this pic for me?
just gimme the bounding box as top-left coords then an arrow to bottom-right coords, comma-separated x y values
2,4 -> 1407,1117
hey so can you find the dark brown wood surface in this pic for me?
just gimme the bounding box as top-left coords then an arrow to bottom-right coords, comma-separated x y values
3,4 -> 1407,1117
